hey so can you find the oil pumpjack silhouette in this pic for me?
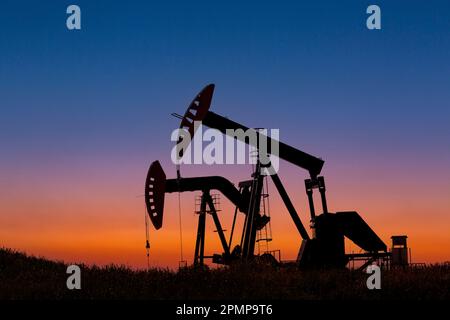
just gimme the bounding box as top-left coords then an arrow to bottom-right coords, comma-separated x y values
145,84 -> 404,269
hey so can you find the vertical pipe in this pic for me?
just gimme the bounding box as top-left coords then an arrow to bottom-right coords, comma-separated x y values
306,190 -> 316,222
319,188 -> 328,214
318,176 -> 328,214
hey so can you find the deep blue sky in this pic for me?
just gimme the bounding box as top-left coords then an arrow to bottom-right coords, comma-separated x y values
1,0 -> 450,177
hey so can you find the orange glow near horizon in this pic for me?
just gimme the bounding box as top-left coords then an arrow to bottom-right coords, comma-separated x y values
1,156 -> 450,269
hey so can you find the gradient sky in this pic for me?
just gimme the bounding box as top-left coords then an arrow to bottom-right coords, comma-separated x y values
1,0 -> 450,268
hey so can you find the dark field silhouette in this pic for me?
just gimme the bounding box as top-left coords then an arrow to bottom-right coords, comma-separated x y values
1,248 -> 449,300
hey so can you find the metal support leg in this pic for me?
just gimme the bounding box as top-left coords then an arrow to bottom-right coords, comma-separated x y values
228,201 -> 239,249
272,173 -> 310,240
194,193 -> 207,266
242,163 -> 264,258
205,193 -> 230,256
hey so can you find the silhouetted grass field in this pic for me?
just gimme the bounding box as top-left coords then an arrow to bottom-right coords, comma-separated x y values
1,248 -> 449,300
